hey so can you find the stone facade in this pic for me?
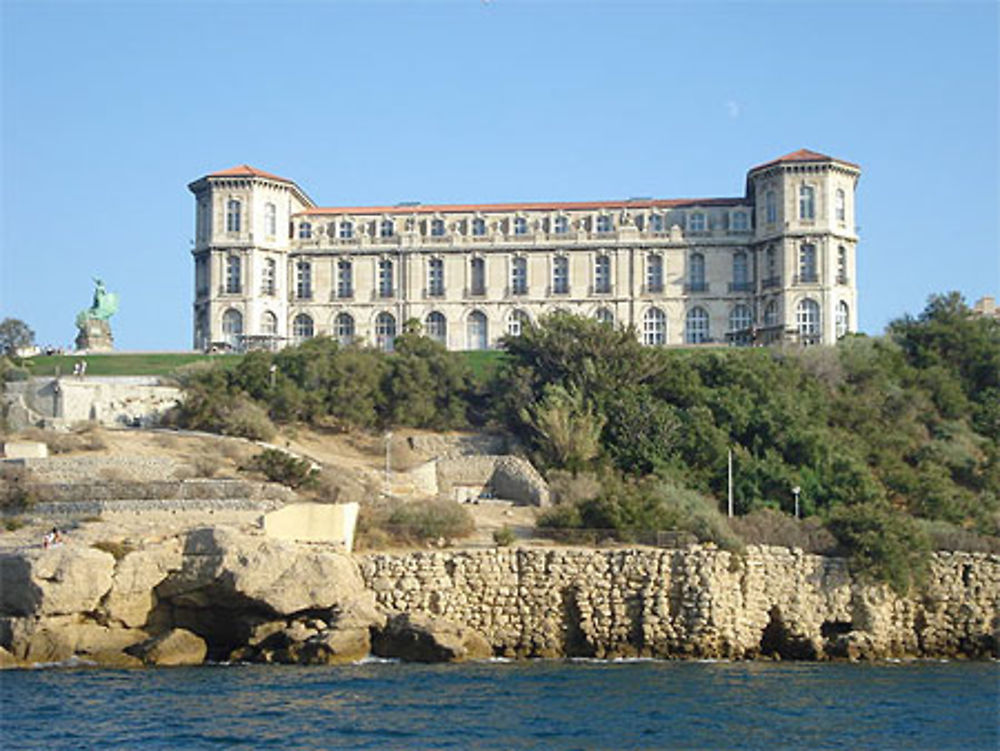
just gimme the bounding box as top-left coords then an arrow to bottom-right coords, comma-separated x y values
190,150 -> 860,352
360,547 -> 999,660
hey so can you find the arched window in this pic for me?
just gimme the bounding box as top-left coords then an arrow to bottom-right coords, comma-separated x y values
226,199 -> 241,233
646,254 -> 663,292
513,217 -> 528,235
689,253 -> 706,292
472,217 -> 486,237
729,304 -> 752,332
764,300 -> 779,327
799,185 -> 815,220
292,313 -> 314,343
799,243 -> 817,283
339,220 -> 354,239
470,257 -> 485,295
260,311 -> 277,336
796,299 -> 820,343
427,258 -> 444,297
225,255 -> 242,294
836,301 -> 850,339
511,256 -> 527,295
685,307 -> 710,344
298,222 -> 312,239
375,312 -> 396,352
595,307 -> 614,326
380,218 -> 394,238
334,312 -> 355,345
594,254 -> 611,293
222,309 -> 243,347
425,311 -> 447,345
467,310 -> 488,350
506,309 -> 530,337
265,203 -> 276,236
642,307 -> 666,346
732,251 -> 749,291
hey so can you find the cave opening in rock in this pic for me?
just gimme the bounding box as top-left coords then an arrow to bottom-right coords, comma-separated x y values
759,606 -> 817,660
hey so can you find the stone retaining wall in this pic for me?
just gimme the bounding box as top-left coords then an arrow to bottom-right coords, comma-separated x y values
360,547 -> 1000,660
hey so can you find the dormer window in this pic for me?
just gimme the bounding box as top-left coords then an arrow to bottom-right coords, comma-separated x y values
689,212 -> 706,233
298,222 -> 312,239
731,211 -> 748,232
431,218 -> 445,237
799,185 -> 815,220
596,215 -> 612,233
472,217 -> 486,236
553,215 -> 569,234
339,220 -> 354,239
649,214 -> 664,233
380,218 -> 394,238
514,217 -> 528,235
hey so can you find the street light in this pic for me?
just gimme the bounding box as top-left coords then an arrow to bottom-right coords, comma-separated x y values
792,485 -> 801,519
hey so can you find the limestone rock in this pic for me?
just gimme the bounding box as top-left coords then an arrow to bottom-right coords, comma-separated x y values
127,628 -> 207,666
297,628 -> 371,665
0,645 -> 21,669
373,612 -> 492,663
104,539 -> 184,628
157,527 -> 365,616
0,546 -> 115,617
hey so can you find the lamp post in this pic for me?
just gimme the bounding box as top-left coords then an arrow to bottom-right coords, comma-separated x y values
792,485 -> 801,519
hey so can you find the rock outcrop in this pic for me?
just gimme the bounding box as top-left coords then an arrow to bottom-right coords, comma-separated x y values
127,628 -> 207,666
373,612 -> 492,663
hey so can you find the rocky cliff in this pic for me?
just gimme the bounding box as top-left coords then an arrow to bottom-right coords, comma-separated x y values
1,531 -> 996,668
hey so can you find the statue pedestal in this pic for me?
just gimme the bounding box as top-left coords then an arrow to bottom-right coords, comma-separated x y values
75,319 -> 114,352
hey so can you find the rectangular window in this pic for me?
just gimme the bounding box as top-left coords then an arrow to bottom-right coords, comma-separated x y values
428,258 -> 444,297
337,259 -> 353,298
261,258 -> 276,296
765,191 -> 777,224
225,255 -> 241,294
470,257 -> 485,295
594,255 -> 611,293
835,189 -> 846,222
689,213 -> 706,232
799,185 -> 815,220
552,256 -> 569,294
837,246 -> 848,284
265,203 -> 276,236
379,259 -> 394,297
195,256 -> 209,296
798,244 -> 817,283
553,216 -> 569,234
339,221 -> 354,240
511,257 -> 528,295
646,254 -> 663,293
732,212 -> 748,231
226,199 -> 241,233
649,214 -> 664,233
514,217 -> 528,235
296,261 -> 312,299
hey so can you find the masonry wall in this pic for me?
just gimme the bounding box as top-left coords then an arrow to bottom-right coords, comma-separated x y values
359,547 -> 1000,660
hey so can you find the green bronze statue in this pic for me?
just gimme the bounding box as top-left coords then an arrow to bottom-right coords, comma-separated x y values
75,278 -> 118,351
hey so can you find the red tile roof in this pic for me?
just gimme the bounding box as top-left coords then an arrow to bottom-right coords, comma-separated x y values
750,149 -> 859,172
297,196 -> 745,217
207,165 -> 292,182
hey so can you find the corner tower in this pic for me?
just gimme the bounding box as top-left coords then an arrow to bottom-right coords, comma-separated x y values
746,149 -> 860,345
188,166 -> 313,350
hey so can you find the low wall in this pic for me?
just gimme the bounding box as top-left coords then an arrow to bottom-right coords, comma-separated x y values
435,455 -> 549,506
360,547 -> 1000,660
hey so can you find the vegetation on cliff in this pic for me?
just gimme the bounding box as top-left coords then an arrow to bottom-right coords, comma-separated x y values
167,292 -> 1000,590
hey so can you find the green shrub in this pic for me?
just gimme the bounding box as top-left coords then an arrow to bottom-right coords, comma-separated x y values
827,502 -> 931,594
0,465 -> 35,512
493,525 -> 516,547
92,539 -> 135,561
357,499 -> 475,548
730,508 -> 837,554
244,448 -> 318,489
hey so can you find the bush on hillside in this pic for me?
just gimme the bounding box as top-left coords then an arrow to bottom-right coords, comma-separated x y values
244,448 -> 317,490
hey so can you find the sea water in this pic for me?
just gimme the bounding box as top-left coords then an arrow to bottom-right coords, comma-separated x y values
1,660 -> 997,750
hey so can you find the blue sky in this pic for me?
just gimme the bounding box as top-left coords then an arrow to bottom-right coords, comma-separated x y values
2,0 -> 997,351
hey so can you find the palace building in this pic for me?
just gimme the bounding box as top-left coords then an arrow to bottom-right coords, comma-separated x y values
189,149 -> 859,352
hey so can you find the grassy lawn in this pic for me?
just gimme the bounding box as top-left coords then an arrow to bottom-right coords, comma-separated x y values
19,353 -> 241,377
